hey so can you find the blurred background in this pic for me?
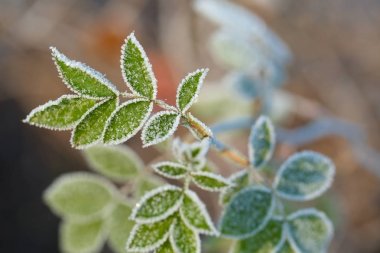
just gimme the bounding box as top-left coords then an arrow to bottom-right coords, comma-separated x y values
1,0 -> 380,252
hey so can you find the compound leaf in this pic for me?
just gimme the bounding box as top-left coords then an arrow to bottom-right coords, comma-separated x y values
51,47 -> 118,98
287,209 -> 333,253
152,161 -> 189,179
219,186 -> 274,238
170,218 -> 200,253
219,170 -> 249,205
274,151 -> 335,201
180,190 -> 218,235
71,97 -> 118,149
60,219 -> 105,253
249,116 -> 275,168
142,111 -> 181,147
176,69 -> 208,113
131,185 -> 183,223
24,95 -> 96,130
83,145 -> 143,182
44,172 -> 115,221
121,33 -> 157,99
103,99 -> 153,145
191,171 -> 230,192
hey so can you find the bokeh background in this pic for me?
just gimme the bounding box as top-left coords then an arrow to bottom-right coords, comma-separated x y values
1,0 -> 380,252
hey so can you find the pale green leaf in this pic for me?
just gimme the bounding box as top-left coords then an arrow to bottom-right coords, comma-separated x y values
219,186 -> 274,238
51,47 -> 118,98
83,145 -> 143,182
180,190 -> 218,235
176,69 -> 208,113
219,170 -> 249,205
23,95 -> 97,130
60,219 -> 105,253
108,201 -> 135,253
249,116 -> 275,168
232,218 -> 285,253
287,209 -> 333,253
131,185 -> 183,223
274,151 -> 335,201
142,111 -> 181,147
121,33 -> 157,99
170,217 -> 200,253
44,172 -> 115,220
71,97 -> 118,149
126,216 -> 174,252
171,138 -> 210,170
155,240 -> 175,253
152,161 -> 189,179
191,171 -> 230,192
103,99 -> 153,145
135,176 -> 165,198
277,241 -> 297,253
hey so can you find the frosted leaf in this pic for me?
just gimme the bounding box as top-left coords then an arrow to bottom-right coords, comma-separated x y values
176,69 -> 208,113
126,216 -> 174,252
287,209 -> 334,253
44,172 -> 115,221
249,116 -> 276,168
152,161 -> 189,179
60,219 -> 106,253
155,240 -> 175,253
277,241 -> 297,253
131,185 -> 183,223
171,138 -> 210,171
108,201 -> 135,253
121,32 -> 157,99
23,95 -> 97,130
71,97 -> 118,149
103,99 -> 153,145
186,113 -> 213,139
83,145 -> 143,182
170,217 -> 200,253
180,190 -> 218,235
135,176 -> 165,198
51,47 -> 118,98
219,186 -> 274,238
191,171 -> 231,192
232,218 -> 285,253
274,151 -> 335,201
219,170 -> 249,205
142,111 -> 181,147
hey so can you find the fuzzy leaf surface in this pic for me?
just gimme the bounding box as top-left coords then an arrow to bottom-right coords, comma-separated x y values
84,145 -> 143,182
71,97 -> 117,148
219,186 -> 274,238
60,219 -> 105,253
103,99 -> 152,144
142,111 -> 181,147
192,171 -> 230,192
155,240 -> 175,253
249,116 -> 275,168
274,151 -> 335,201
44,173 -> 114,220
220,170 -> 249,205
277,241 -> 296,253
52,47 -> 118,98
171,218 -> 200,253
24,95 -> 96,130
152,162 -> 188,179
121,33 -> 157,99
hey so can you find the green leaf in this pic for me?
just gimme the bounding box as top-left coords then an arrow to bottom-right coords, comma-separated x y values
108,201 -> 135,253
71,97 -> 118,149
44,172 -> 115,220
274,151 -> 335,201
135,176 -> 165,198
142,111 -> 181,147
121,33 -> 157,99
180,190 -> 218,235
152,161 -> 189,179
219,170 -> 249,205
287,209 -> 333,253
249,116 -> 275,168
155,240 -> 175,253
232,218 -> 285,253
131,185 -> 183,223
51,47 -> 118,98
126,216 -> 174,252
83,145 -> 143,182
219,186 -> 274,238
172,138 -> 209,170
23,95 -> 97,130
170,217 -> 200,253
176,69 -> 208,113
103,99 -> 153,145
277,241 -> 297,253
191,171 -> 230,192
60,219 -> 106,253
